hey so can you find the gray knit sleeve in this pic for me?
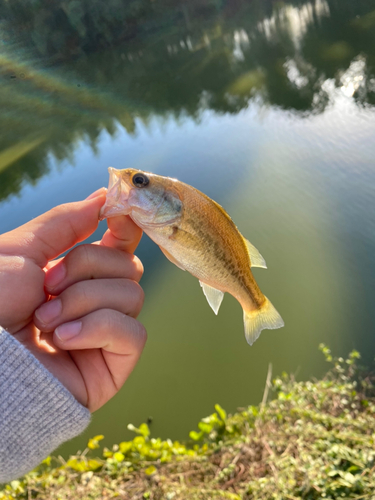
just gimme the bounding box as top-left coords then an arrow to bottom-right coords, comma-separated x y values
0,327 -> 91,483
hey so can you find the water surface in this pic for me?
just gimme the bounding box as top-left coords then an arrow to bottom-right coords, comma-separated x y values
0,0 -> 375,455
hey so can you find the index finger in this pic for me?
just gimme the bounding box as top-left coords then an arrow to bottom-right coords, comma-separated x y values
100,215 -> 142,254
0,189 -> 107,268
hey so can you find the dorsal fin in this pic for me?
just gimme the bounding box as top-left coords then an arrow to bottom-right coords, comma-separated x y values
244,239 -> 267,269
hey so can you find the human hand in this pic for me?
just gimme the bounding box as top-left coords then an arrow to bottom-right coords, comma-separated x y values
0,189 -> 146,411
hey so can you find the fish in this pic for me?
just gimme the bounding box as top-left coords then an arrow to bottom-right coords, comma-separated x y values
100,168 -> 284,345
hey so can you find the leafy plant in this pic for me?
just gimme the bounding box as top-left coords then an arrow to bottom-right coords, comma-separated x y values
1,347 -> 375,499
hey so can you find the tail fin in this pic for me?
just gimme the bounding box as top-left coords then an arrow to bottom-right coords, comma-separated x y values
243,297 -> 284,346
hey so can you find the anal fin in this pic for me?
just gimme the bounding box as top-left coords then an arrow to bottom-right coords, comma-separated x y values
160,246 -> 186,271
244,238 -> 267,269
199,281 -> 224,315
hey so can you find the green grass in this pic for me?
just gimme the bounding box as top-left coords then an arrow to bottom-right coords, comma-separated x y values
1,345 -> 375,500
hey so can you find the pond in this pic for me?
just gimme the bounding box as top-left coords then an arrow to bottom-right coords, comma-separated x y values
1,0 -> 375,457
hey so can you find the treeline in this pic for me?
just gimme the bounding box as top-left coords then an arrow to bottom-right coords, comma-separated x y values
1,0 -> 375,200
0,0 -> 262,61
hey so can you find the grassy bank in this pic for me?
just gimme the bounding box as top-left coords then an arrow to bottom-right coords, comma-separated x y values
1,345 -> 375,500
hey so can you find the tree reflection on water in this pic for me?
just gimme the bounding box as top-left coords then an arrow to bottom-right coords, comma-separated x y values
1,0 -> 375,199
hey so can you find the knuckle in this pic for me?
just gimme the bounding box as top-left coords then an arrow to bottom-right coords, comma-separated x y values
50,204 -> 69,217
77,281 -> 91,303
93,309 -> 147,352
99,308 -> 119,332
59,280 -> 92,315
135,322 -> 147,346
114,251 -> 144,281
128,280 -> 145,314
69,278 -> 90,298
101,309 -> 146,340
81,244 -> 95,266
68,244 -> 94,271
129,255 -> 144,281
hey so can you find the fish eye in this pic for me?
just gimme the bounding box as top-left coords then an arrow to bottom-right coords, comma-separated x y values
132,173 -> 149,188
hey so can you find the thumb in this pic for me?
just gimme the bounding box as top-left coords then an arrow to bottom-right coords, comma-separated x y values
0,189 -> 107,268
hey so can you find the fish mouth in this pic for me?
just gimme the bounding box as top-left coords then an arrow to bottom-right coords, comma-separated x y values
99,167 -> 132,220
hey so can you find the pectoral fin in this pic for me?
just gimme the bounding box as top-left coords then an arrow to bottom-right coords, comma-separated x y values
199,281 -> 224,315
160,247 -> 186,271
244,238 -> 267,269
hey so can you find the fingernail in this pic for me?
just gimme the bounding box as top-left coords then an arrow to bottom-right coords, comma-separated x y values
85,187 -> 106,200
45,262 -> 66,290
55,321 -> 82,341
35,299 -> 62,324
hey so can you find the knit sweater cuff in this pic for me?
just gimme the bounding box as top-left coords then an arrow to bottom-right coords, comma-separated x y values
0,327 -> 91,483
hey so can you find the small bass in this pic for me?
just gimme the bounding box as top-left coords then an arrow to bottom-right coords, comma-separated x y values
100,168 -> 284,345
